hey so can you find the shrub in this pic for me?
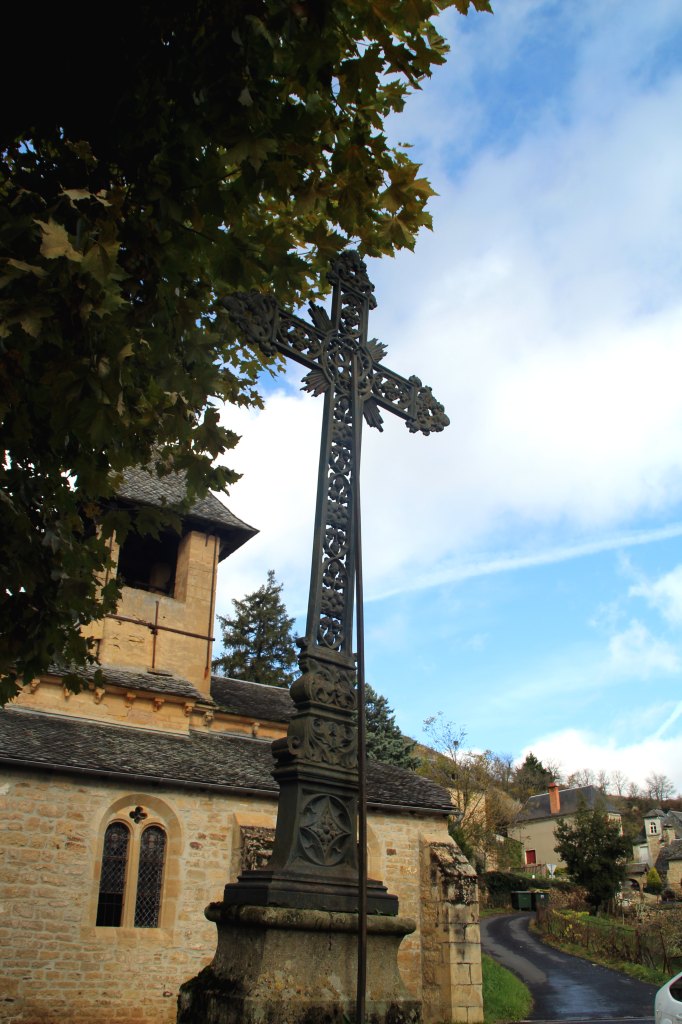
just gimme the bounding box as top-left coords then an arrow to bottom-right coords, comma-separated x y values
645,867 -> 663,895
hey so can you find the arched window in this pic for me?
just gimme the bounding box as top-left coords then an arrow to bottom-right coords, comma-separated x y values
134,826 -> 166,928
96,822 -> 130,926
96,818 -> 167,928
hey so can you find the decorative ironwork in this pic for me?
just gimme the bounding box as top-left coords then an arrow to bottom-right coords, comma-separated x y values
221,252 -> 448,913
290,654 -> 356,709
134,826 -> 166,928
96,822 -> 130,927
299,795 -> 353,867
285,713 -> 356,770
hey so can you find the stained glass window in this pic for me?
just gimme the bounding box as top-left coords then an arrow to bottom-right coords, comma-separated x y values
96,822 -> 130,926
134,826 -> 166,928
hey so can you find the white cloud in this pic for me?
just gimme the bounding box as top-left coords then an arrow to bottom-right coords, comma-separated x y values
630,565 -> 682,627
607,620 -> 680,677
523,726 -> 682,795
213,1 -> 682,657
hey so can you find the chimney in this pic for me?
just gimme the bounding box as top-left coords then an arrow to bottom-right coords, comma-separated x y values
548,782 -> 560,815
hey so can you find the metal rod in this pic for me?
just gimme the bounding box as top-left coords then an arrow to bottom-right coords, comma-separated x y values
206,536 -> 220,675
353,357 -> 368,1024
105,613 -> 214,643
151,601 -> 159,668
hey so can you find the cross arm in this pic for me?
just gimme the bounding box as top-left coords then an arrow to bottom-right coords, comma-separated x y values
221,291 -> 328,374
367,364 -> 450,435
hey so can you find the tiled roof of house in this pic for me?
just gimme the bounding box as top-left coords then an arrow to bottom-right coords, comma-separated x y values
210,675 -> 294,722
655,839 -> 682,877
115,466 -> 257,557
663,810 -> 682,837
513,784 -> 620,823
0,708 -> 454,815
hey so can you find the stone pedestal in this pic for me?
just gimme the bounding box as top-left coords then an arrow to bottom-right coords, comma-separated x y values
177,903 -> 421,1024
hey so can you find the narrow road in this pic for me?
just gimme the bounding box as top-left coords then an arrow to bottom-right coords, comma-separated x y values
480,912 -> 658,1022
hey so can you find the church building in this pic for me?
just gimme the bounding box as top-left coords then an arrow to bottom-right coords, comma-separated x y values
0,468 -> 482,1024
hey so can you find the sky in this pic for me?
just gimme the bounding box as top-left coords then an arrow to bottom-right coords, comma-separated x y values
214,0 -> 682,795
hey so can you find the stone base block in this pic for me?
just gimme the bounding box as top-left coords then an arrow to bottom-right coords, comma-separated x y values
177,903 -> 421,1024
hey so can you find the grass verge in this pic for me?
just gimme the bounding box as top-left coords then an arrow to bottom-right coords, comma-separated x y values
482,952 -> 533,1024
531,923 -> 668,987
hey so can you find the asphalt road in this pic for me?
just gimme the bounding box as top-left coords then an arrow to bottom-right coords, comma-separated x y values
480,912 -> 658,1023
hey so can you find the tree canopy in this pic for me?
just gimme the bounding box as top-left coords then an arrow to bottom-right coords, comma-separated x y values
213,570 -> 298,687
0,1 -> 491,700
420,714 -> 521,868
554,803 -> 630,914
364,684 -> 419,770
512,752 -> 556,802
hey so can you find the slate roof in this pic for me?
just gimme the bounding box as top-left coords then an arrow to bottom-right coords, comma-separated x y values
514,785 -> 620,823
115,466 -> 257,558
655,839 -> 682,877
210,675 -> 294,722
91,665 -> 206,701
663,810 -> 682,837
0,708 -> 454,814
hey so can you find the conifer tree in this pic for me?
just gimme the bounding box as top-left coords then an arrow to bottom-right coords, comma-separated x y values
645,866 -> 663,895
512,752 -> 556,801
365,685 -> 419,770
213,571 -> 297,687
554,803 -> 630,914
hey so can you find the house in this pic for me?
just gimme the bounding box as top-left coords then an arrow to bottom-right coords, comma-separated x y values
0,468 -> 482,1024
655,839 -> 682,892
629,807 -> 682,892
632,807 -> 682,867
508,782 -> 622,870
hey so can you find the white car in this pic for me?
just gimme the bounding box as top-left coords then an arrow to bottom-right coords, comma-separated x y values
655,972 -> 682,1024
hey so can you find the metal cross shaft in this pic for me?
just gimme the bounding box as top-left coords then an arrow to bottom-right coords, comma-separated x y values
220,251 -> 448,914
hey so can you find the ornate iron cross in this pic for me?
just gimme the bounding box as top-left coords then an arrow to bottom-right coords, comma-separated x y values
221,252 -> 448,913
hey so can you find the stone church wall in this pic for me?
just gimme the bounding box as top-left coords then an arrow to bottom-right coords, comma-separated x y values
0,768 -> 480,1024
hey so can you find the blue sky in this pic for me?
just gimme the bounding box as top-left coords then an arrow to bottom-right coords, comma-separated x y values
216,1 -> 682,794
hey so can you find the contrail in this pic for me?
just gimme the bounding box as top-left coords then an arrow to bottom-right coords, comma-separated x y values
652,700 -> 682,740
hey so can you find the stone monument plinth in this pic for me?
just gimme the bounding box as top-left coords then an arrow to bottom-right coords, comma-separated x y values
177,903 -> 421,1024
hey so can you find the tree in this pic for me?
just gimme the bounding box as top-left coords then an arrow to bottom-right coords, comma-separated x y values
0,1 -> 492,701
567,767 -> 596,788
512,753 -> 556,802
553,803 -> 631,914
213,570 -> 297,687
364,684 -> 418,770
645,866 -> 663,896
611,770 -> 630,797
420,714 -> 520,869
645,773 -> 676,801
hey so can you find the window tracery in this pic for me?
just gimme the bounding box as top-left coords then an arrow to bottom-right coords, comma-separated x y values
96,812 -> 167,928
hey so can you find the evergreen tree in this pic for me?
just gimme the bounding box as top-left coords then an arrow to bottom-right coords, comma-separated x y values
512,752 -> 555,801
645,866 -> 663,895
364,685 -> 419,770
554,803 -> 630,914
213,571 -> 297,687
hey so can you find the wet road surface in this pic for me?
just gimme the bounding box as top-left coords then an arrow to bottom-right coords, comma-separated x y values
480,912 -> 657,1022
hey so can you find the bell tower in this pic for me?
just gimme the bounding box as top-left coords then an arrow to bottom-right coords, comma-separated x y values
89,467 -> 257,696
